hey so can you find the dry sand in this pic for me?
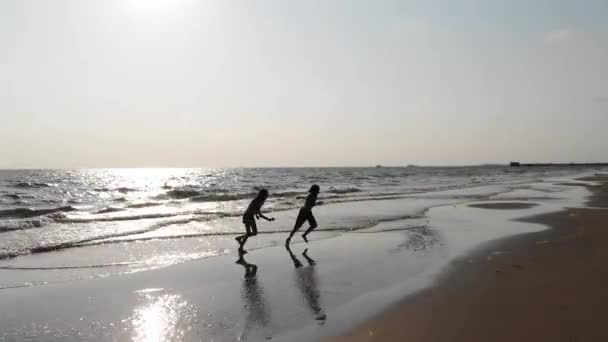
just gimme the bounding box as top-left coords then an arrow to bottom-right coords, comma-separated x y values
333,177 -> 608,342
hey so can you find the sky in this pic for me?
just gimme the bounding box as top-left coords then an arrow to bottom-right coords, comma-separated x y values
1,0 -> 607,168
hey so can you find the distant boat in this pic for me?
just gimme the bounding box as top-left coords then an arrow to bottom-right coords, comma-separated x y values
375,164 -> 383,168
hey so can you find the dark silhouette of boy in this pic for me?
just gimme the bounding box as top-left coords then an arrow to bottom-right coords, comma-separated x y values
286,184 -> 321,245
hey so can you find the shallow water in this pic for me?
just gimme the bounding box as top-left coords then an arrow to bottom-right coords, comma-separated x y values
0,173 -> 596,341
0,166 -> 604,289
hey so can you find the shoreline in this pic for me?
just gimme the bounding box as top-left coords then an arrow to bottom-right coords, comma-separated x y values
0,174 -> 602,341
332,175 -> 608,341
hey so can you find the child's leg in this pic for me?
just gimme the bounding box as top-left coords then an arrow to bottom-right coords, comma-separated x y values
287,209 -> 306,243
301,212 -> 318,243
249,219 -> 258,236
235,223 -> 247,244
236,217 -> 249,244
236,232 -> 247,250
236,221 -> 254,250
287,223 -> 300,241
241,220 -> 257,250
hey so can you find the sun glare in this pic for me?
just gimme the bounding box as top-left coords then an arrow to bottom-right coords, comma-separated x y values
131,290 -> 198,342
128,0 -> 182,12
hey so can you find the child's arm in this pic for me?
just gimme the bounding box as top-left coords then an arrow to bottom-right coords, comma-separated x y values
255,204 -> 274,221
257,210 -> 275,221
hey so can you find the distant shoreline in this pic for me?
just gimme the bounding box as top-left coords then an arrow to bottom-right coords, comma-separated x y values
1,163 -> 608,171
510,162 -> 608,167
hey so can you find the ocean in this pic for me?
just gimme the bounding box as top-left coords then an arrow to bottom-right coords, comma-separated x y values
0,166 -> 601,289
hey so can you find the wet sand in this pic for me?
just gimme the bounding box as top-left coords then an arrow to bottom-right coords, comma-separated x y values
0,177 -> 598,341
0,223 -> 449,342
468,202 -> 538,210
333,177 -> 608,342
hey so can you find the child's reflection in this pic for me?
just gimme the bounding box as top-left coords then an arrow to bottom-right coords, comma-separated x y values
285,246 -> 327,324
236,252 -> 270,340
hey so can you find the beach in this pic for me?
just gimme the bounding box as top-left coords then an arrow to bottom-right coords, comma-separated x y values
333,175 -> 608,342
3,0 -> 607,340
0,169 -> 605,341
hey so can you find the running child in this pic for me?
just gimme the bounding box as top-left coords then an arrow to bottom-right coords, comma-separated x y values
286,184 -> 321,245
236,189 -> 274,253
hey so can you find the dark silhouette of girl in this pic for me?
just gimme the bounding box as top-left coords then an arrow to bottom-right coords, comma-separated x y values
236,189 -> 274,253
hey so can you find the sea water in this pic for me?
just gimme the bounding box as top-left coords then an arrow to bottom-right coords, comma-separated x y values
0,166 -> 602,289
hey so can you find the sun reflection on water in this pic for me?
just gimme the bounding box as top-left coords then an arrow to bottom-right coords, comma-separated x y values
131,289 -> 198,342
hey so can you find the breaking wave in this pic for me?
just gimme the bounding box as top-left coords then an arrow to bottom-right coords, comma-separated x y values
189,193 -> 256,202
96,207 -> 127,214
0,206 -> 78,219
94,187 -> 138,193
11,182 -> 53,189
326,187 -> 363,194
0,217 -> 55,232
0,211 -> 427,260
126,202 -> 162,209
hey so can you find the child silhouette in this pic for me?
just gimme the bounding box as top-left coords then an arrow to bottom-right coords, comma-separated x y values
286,184 -> 321,245
236,189 -> 274,253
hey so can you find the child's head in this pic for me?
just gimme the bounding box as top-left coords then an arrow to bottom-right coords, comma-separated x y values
309,184 -> 320,194
257,188 -> 269,199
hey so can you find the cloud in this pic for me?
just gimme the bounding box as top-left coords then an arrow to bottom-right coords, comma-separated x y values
544,29 -> 572,44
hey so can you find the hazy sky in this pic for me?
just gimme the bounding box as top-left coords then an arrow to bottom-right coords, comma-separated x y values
1,0 -> 607,168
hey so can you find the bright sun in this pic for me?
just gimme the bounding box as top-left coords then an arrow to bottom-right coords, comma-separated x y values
128,0 -> 181,12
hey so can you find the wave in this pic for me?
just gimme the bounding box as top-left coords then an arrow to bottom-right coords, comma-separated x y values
95,202 -> 161,214
80,230 -> 297,247
96,207 -> 127,214
0,212 -> 224,260
0,197 -> 439,262
160,187 -> 352,202
155,186 -> 367,203
117,187 -> 138,193
166,189 -> 293,201
327,187 -> 363,194
126,202 -> 162,209
274,191 -> 302,198
72,221 -> 428,250
60,212 -> 191,224
0,212 -> 429,260
0,191 -> 425,230
0,206 -> 77,219
0,262 -> 133,270
0,218 -> 50,232
11,182 -> 52,189
163,189 -> 202,199
0,231 -> 164,261
190,193 -> 256,202
94,187 -> 138,193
